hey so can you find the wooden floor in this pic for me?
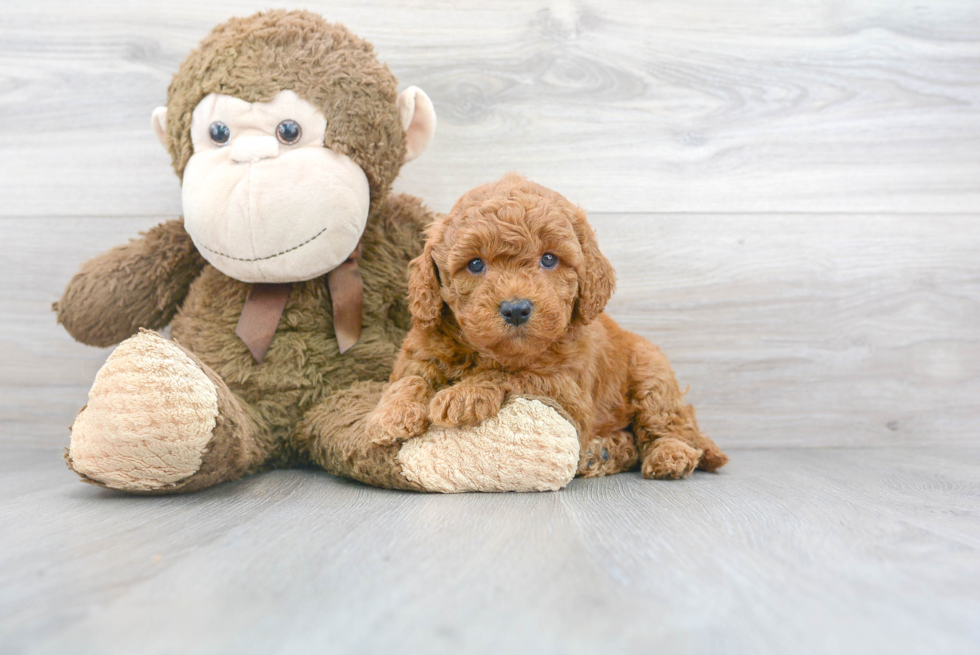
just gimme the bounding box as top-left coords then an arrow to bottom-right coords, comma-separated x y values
1,446 -> 978,654
2,0 -> 979,653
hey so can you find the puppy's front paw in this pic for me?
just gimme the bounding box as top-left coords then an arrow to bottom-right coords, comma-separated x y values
368,400 -> 429,446
641,438 -> 702,480
429,383 -> 506,428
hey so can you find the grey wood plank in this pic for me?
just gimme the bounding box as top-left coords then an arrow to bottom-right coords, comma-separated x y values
3,214 -> 977,449
1,446 -> 978,654
598,214 -> 980,448
1,0 -> 979,216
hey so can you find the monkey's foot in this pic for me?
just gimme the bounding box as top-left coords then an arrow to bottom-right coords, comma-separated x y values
396,397 -> 579,493
68,330 -> 248,493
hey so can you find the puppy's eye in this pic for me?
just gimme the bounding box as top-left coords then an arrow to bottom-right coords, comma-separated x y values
209,121 -> 230,146
466,258 -> 485,274
277,119 -> 302,144
540,253 -> 559,269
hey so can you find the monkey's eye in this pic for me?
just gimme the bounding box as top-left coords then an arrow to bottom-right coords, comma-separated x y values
466,258 -> 485,274
209,122 -> 230,146
276,120 -> 302,145
540,253 -> 559,269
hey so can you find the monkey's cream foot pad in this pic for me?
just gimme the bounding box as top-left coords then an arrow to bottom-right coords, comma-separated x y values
395,397 -> 580,493
68,331 -> 219,492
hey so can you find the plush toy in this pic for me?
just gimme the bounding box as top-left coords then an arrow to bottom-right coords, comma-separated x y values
55,10 -> 594,494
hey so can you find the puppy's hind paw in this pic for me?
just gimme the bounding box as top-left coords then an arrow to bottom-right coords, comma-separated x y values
578,430 -> 639,478
698,442 -> 729,472
642,438 -> 702,480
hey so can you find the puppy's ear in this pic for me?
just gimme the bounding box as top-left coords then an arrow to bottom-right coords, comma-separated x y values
571,207 -> 615,325
408,241 -> 443,329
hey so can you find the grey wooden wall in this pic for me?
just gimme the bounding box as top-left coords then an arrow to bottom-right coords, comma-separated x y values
2,0 -> 979,450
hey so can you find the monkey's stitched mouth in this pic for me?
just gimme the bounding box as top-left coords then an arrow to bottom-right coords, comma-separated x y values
196,225 -> 330,262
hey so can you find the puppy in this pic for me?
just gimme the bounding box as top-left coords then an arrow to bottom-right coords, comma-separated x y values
369,174 -> 727,480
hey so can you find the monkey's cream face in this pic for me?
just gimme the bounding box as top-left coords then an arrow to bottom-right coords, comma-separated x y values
180,90 -> 370,283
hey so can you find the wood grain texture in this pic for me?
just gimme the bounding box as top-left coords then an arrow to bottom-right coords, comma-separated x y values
1,0 -> 979,216
1,445 -> 978,654
2,214 -> 977,449
2,4 -> 979,651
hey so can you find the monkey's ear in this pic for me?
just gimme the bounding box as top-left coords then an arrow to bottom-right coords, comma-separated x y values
151,107 -> 168,148
407,242 -> 443,329
571,208 -> 616,326
398,86 -> 436,163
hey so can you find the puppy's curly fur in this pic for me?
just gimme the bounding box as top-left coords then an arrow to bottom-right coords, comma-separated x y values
370,174 -> 728,480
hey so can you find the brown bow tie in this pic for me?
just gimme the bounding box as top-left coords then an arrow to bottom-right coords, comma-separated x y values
235,243 -> 364,364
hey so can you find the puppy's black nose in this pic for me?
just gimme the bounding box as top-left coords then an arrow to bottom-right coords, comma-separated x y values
499,299 -> 533,326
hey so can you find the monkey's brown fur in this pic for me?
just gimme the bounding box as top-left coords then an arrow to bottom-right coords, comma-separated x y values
162,10 -> 406,213
55,11 -> 434,492
370,175 -> 728,479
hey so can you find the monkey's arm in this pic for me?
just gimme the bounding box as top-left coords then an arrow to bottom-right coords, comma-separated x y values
54,218 -> 206,348
374,193 -> 439,334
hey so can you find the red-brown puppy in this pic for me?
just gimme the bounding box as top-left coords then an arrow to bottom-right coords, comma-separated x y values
369,174 -> 727,479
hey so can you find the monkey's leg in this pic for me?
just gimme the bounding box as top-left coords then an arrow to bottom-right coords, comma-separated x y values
628,342 -> 728,480
296,389 -> 580,493
294,381 -> 423,491
67,330 -> 271,494
577,430 -> 640,478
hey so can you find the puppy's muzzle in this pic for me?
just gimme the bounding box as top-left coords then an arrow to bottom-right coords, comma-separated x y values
499,299 -> 533,326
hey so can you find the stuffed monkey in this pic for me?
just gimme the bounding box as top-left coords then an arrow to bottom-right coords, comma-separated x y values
55,10 -> 626,494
